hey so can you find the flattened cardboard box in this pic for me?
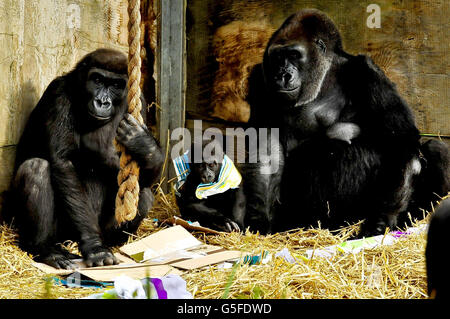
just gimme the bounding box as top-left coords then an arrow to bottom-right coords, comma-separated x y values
119,225 -> 242,270
32,225 -> 242,281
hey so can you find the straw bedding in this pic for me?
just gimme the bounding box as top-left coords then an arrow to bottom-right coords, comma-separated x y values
209,21 -> 275,123
1,188 -> 444,299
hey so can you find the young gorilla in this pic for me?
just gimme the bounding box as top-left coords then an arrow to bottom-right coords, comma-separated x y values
176,139 -> 246,232
5,49 -> 163,269
246,9 -> 449,235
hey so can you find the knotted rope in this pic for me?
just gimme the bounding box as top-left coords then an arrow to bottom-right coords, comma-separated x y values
115,0 -> 144,225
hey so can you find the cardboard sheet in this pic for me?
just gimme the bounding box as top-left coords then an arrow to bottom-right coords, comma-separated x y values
120,225 -> 203,262
144,244 -> 225,266
171,250 -> 243,270
32,262 -> 75,276
32,225 -> 244,282
76,264 -> 182,282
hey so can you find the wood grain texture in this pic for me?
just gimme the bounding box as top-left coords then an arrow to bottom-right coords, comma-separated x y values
0,0 -> 130,215
156,0 -> 186,190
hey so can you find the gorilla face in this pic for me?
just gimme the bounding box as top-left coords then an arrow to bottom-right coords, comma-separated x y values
193,160 -> 222,184
85,68 -> 127,121
265,43 -> 306,100
263,10 -> 340,107
264,39 -> 331,107
192,139 -> 224,184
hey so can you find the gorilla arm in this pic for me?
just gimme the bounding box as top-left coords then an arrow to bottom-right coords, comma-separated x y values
177,192 -> 242,233
115,113 -> 164,188
344,55 -> 421,157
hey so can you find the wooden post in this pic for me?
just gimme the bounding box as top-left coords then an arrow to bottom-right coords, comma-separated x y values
156,0 -> 186,191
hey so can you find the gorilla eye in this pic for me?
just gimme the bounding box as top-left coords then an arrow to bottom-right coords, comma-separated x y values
288,50 -> 302,60
272,54 -> 284,63
90,74 -> 103,84
112,80 -> 125,90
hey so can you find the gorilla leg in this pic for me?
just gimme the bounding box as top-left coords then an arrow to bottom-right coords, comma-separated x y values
231,186 -> 247,231
241,164 -> 275,234
408,139 -> 450,219
14,158 -> 55,249
102,187 -> 154,246
422,139 -> 450,194
361,155 -> 422,235
240,130 -> 284,234
277,138 -> 382,232
13,158 -> 77,269
277,137 -> 419,236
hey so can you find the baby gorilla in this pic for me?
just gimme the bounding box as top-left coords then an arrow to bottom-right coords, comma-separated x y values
176,140 -> 246,232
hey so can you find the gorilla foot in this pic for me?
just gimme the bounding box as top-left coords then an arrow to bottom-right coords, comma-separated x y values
36,248 -> 79,270
84,246 -> 119,267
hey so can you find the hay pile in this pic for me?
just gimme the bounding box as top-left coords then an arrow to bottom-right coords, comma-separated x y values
185,222 -> 428,299
1,189 -> 440,299
210,21 -> 275,123
0,224 -> 100,299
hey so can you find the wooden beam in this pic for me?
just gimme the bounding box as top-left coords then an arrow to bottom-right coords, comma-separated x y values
156,0 -> 186,190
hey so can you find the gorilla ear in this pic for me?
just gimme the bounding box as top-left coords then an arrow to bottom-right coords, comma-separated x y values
316,39 -> 327,54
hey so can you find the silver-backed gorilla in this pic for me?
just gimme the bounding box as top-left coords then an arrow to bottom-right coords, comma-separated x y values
244,9 -> 449,235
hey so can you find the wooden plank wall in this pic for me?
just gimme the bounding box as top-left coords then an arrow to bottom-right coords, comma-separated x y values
157,0 -> 186,190
186,0 -> 449,139
0,0 -> 130,214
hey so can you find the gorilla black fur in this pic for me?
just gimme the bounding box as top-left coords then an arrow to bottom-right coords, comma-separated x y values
246,9 -> 449,235
426,198 -> 450,299
4,49 -> 164,269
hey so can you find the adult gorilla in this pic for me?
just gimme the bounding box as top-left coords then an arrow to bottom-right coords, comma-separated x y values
4,49 -> 164,268
246,9 -> 449,235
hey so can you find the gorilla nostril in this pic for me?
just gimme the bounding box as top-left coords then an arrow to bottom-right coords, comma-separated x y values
95,99 -> 111,109
205,172 -> 215,182
94,99 -> 100,108
283,73 -> 292,83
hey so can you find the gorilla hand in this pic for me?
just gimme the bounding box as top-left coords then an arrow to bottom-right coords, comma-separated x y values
206,216 -> 241,233
326,122 -> 360,144
116,114 -> 158,162
224,218 -> 241,233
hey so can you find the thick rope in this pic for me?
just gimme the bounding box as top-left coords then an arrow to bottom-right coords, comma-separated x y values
115,0 -> 144,225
